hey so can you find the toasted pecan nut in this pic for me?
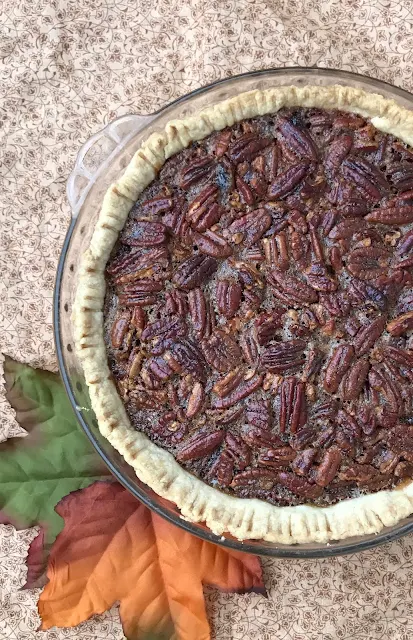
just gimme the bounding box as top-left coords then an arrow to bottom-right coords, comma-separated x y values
177,430 -> 224,462
216,280 -> 242,318
323,345 -> 354,394
172,255 -> 218,290
387,311 -> 413,336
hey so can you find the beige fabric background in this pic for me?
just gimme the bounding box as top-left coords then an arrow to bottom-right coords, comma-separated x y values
2,0 -> 413,638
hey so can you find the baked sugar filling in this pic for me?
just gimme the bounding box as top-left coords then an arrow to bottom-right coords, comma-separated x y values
103,107 -> 413,507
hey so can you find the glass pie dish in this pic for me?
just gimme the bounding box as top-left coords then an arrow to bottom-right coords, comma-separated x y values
54,67 -> 413,557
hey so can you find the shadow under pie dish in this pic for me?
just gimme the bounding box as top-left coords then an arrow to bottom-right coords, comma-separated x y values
73,84 -> 413,545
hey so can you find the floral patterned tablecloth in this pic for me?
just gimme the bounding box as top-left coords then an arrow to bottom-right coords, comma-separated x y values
2,1 -> 413,638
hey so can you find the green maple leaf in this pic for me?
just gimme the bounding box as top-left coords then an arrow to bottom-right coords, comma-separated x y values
0,357 -> 111,545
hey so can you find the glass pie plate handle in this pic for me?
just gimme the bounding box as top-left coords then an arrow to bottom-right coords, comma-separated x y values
66,114 -> 155,218
56,68 -> 413,557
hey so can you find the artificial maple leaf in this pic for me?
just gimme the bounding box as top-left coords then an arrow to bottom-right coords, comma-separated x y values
39,481 -> 265,640
0,358 -> 111,547
24,527 -> 47,589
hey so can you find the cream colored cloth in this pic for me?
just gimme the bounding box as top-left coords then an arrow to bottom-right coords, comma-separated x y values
2,0 -> 413,637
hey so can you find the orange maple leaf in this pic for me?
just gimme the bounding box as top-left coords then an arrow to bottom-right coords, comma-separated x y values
38,481 -> 265,639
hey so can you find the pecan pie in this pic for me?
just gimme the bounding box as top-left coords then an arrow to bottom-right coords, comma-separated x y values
74,86 -> 413,544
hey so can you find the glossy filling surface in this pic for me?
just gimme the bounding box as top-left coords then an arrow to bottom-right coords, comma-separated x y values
104,107 -> 413,507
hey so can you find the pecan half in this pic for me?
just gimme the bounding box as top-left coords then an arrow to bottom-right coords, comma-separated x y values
167,339 -> 206,381
301,349 -> 324,382
213,368 -> 244,398
185,382 -> 205,418
277,472 -> 323,499
315,448 -> 342,487
333,113 -> 364,129
366,206 -> 413,225
241,425 -> 283,448
304,262 -> 337,293
214,130 -> 232,157
262,233 -> 290,270
278,116 -> 318,160
187,288 -> 215,339
388,166 -> 413,192
369,364 -> 403,411
336,409 -> 361,441
291,426 -> 317,451
111,310 -> 132,349
108,247 -> 170,283
231,468 -> 280,488
209,451 -> 234,487
201,330 -> 241,372
127,348 -> 144,380
172,255 -> 218,290
118,279 -> 163,306
255,310 -> 283,346
239,328 -> 260,366
312,399 -> 338,422
347,246 -> 391,280
141,315 -> 186,343
212,374 -> 263,409
122,220 -> 167,247
289,230 -> 310,265
177,430 -> 224,461
228,209 -> 272,247
225,432 -> 251,470
229,132 -> 271,163
187,185 -> 223,232
164,290 -> 188,316
353,317 -> 386,356
162,200 -> 191,243
324,134 -> 353,174
260,446 -> 296,466
145,356 -> 174,381
268,162 -> 309,199
129,388 -> 167,410
246,398 -> 272,429
137,195 -> 174,217
267,269 -> 318,305
180,156 -> 215,190
340,358 -> 370,401
342,156 -> 388,201
261,340 -> 306,374
387,311 -> 413,336
328,218 -> 368,240
192,229 -> 232,258
338,463 -> 379,485
291,448 -> 317,476
347,278 -> 388,310
216,280 -> 242,318
235,175 -> 255,205
279,377 -> 307,434
323,345 -> 354,394
131,307 -> 146,335
380,345 -> 413,370
319,292 -> 350,317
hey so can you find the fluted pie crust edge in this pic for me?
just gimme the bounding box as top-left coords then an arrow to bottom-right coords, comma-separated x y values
73,85 -> 413,544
